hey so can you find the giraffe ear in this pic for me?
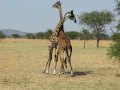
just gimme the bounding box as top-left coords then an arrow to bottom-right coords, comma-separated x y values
58,1 -> 62,5
57,1 -> 59,4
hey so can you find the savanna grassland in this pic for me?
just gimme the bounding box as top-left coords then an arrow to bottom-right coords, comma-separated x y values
0,39 -> 120,90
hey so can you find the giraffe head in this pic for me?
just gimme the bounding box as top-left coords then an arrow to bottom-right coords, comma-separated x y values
64,10 -> 76,23
52,1 -> 62,9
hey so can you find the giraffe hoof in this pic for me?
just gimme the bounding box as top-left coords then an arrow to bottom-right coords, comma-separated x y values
70,72 -> 74,76
46,70 -> 49,74
42,71 -> 45,73
58,73 -> 61,76
53,70 -> 56,75
62,72 -> 65,74
46,72 -> 49,74
71,74 -> 74,77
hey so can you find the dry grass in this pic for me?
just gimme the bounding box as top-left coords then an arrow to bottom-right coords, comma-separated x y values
0,39 -> 120,90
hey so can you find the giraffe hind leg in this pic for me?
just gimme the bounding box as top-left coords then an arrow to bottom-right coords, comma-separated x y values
68,57 -> 74,76
43,58 -> 50,73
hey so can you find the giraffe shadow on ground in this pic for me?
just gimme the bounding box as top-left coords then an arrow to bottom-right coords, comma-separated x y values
65,71 -> 93,76
74,71 -> 93,76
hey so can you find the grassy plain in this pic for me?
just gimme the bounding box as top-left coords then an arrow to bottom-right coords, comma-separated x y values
0,39 -> 120,90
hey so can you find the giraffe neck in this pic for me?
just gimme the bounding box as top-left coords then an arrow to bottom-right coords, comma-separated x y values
59,4 -> 64,32
54,18 -> 65,37
59,5 -> 63,21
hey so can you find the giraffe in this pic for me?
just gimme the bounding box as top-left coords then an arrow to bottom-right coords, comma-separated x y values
43,10 -> 76,74
52,1 -> 73,75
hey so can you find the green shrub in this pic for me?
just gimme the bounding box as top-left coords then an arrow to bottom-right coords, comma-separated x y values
107,42 -> 120,61
111,33 -> 120,42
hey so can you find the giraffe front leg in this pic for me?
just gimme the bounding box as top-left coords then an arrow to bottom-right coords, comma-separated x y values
43,46 -> 53,74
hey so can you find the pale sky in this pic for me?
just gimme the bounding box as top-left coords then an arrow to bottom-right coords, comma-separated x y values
0,0 -> 115,33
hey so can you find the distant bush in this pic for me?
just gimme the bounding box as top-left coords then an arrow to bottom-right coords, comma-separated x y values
100,33 -> 110,40
66,31 -> 80,39
36,29 -> 53,39
25,33 -> 36,39
12,34 -> 21,38
0,31 -> 5,42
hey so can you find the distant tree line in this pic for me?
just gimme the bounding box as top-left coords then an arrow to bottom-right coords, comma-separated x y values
0,29 -> 111,40
0,31 -> 5,42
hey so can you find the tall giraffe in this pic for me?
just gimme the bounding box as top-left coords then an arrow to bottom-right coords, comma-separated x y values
43,10 -> 76,74
52,1 -> 73,75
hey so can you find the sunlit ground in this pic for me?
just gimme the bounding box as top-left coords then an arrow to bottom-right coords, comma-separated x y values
0,39 -> 120,90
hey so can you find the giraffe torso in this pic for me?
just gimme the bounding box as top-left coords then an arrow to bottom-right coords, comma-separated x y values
58,30 -> 71,50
